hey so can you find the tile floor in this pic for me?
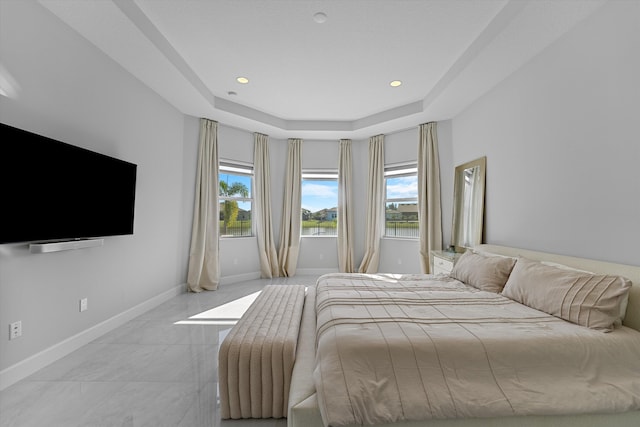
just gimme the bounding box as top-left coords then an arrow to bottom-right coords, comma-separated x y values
0,276 -> 319,427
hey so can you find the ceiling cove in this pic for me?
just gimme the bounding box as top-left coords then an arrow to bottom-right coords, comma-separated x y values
39,0 -> 606,139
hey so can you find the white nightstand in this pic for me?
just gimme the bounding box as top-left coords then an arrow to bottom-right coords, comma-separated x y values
431,250 -> 462,275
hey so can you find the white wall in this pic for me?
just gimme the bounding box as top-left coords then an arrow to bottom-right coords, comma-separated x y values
179,115 -> 200,279
0,1 -> 187,373
451,0 -> 640,266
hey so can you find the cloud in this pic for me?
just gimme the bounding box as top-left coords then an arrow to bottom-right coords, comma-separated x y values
302,182 -> 338,212
386,176 -> 417,199
302,182 -> 338,198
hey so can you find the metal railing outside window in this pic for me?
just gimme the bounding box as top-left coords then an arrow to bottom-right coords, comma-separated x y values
219,161 -> 253,238
384,220 -> 419,238
301,170 -> 338,238
384,163 -> 418,239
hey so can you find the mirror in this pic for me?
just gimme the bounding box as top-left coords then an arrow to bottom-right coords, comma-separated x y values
451,156 -> 486,251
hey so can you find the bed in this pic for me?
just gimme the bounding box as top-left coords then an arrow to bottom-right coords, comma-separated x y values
287,244 -> 640,427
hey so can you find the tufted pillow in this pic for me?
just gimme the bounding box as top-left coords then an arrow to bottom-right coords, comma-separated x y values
502,257 -> 631,332
450,250 -> 516,293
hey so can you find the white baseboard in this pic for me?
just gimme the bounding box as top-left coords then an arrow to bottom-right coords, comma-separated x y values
219,271 -> 261,285
0,283 -> 184,391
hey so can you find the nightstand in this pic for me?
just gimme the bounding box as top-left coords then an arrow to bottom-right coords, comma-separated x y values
431,250 -> 462,275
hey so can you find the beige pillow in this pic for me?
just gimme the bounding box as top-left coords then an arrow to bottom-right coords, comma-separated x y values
450,250 -> 516,293
540,261 -> 629,322
502,257 -> 632,332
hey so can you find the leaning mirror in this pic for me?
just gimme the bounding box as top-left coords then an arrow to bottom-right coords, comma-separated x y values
451,156 -> 486,251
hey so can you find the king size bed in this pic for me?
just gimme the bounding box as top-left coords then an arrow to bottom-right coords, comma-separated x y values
286,244 -> 640,427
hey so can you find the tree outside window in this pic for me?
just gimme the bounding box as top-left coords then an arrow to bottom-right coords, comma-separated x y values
219,162 -> 253,237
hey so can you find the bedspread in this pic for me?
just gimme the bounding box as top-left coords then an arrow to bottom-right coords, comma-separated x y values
313,273 -> 640,427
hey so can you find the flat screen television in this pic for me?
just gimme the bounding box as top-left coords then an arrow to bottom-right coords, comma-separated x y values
0,123 -> 137,244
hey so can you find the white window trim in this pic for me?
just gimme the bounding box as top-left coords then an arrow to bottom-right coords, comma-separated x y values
302,169 -> 339,180
384,162 -> 418,239
219,159 -> 254,238
301,169 -> 338,238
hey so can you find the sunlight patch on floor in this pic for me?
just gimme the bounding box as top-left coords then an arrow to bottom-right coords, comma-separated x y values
174,291 -> 261,326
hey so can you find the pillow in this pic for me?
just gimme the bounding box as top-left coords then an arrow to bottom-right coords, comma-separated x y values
472,249 -> 517,261
539,261 -> 629,322
450,250 -> 516,293
540,261 -> 593,274
501,257 -> 632,332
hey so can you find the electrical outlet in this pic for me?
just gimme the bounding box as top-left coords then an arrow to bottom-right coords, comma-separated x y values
80,298 -> 88,312
9,321 -> 22,340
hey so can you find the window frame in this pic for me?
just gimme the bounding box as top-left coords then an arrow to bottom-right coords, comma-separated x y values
383,162 -> 419,239
219,160 -> 254,238
301,169 -> 339,238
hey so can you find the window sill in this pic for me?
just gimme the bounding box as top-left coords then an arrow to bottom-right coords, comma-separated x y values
382,236 -> 419,242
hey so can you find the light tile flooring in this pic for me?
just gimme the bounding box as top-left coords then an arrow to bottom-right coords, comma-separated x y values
0,276 -> 319,427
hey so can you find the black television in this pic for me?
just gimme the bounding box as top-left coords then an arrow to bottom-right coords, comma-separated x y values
0,123 -> 137,244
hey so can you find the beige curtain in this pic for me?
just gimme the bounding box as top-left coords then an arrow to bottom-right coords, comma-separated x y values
358,134 -> 385,273
277,139 -> 302,277
254,133 -> 279,278
187,118 -> 220,292
418,122 -> 443,273
338,139 -> 355,272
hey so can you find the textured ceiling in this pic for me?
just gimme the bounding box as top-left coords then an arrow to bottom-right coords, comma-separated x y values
38,0 -> 606,139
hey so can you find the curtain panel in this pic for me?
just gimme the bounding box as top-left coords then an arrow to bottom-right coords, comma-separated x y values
187,118 -> 220,292
338,139 -> 355,272
277,139 -> 302,277
358,134 -> 385,273
254,133 -> 279,278
418,122 -> 443,273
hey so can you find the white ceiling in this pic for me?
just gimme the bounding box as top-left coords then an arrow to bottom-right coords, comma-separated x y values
38,0 -> 606,140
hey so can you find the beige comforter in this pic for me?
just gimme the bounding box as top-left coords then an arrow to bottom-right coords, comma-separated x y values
313,273 -> 640,427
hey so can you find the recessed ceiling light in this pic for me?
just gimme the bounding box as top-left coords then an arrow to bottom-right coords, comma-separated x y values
313,12 -> 327,24
236,77 -> 249,84
390,80 -> 402,87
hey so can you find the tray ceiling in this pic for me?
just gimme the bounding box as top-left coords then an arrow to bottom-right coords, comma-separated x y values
39,0 -> 606,139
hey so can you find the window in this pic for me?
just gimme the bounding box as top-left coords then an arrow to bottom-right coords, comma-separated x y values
384,163 -> 418,238
219,161 -> 253,237
301,170 -> 338,236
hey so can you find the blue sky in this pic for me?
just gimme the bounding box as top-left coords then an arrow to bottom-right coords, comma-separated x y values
219,173 -> 251,197
386,175 -> 417,199
218,174 -> 339,214
301,180 -> 337,213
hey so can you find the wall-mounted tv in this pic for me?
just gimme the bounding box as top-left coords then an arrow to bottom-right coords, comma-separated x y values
0,123 -> 137,244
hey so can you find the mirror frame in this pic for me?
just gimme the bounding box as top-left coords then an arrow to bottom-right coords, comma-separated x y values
451,156 -> 486,252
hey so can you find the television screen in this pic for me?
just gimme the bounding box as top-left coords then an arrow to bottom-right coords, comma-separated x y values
0,123 -> 137,244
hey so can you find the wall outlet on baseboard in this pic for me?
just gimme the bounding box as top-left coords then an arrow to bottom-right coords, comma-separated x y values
80,298 -> 88,312
9,321 -> 22,340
